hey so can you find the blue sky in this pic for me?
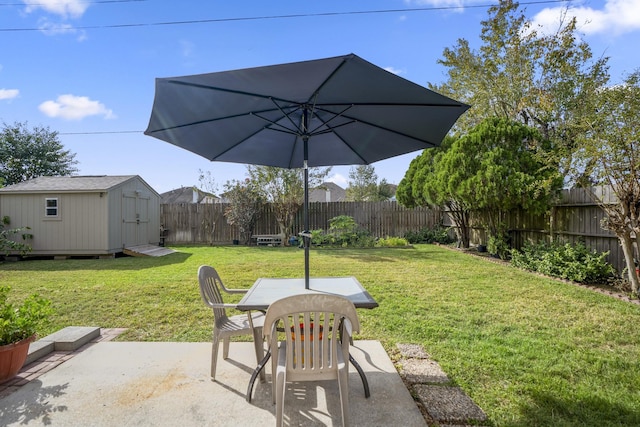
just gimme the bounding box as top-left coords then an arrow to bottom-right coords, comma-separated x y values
1,0 -> 638,194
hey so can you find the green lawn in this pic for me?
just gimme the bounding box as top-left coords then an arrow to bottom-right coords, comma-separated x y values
2,245 -> 640,426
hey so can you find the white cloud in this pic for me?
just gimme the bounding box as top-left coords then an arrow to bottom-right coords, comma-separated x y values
180,40 -> 195,57
384,66 -> 405,75
37,18 -> 87,41
0,89 -> 19,100
23,0 -> 89,19
327,172 -> 348,187
403,0 -> 466,13
404,0 -> 466,7
39,94 -> 115,120
532,0 -> 640,36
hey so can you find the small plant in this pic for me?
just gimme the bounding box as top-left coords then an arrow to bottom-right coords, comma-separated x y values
488,231 -> 510,260
0,216 -> 32,256
404,226 -> 455,245
0,286 -> 53,346
376,236 -> 410,247
510,241 -> 615,284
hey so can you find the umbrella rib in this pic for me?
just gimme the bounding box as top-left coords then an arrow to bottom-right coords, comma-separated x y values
167,79 -> 311,110
314,105 -> 442,148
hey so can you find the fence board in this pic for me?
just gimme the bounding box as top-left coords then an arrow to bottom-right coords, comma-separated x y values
161,201 -> 441,246
160,187 -> 630,275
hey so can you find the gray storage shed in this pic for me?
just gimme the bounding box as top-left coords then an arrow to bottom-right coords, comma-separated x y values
0,175 -> 161,257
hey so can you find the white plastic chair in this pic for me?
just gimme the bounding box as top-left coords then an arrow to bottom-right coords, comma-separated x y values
263,293 -> 360,427
198,265 -> 264,381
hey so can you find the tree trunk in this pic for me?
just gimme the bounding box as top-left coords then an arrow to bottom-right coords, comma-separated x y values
619,232 -> 639,296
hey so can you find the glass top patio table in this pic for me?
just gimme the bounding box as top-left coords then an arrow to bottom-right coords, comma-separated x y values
236,276 -> 379,311
239,276 -> 378,402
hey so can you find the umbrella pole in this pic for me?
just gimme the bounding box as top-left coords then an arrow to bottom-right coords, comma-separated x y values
303,135 -> 310,289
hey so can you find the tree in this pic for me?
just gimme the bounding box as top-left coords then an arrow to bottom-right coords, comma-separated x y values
431,0 -> 609,176
346,165 -> 379,201
398,118 -> 561,254
0,122 -> 78,186
198,169 -> 219,244
571,71 -> 640,295
223,179 -> 264,245
376,178 -> 395,201
246,165 -> 330,240
397,136 -> 474,248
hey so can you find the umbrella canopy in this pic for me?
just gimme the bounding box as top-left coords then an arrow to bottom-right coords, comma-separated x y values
145,53 -> 469,287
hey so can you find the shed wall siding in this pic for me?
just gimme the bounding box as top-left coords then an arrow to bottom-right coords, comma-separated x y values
0,192 -> 109,254
0,176 -> 160,256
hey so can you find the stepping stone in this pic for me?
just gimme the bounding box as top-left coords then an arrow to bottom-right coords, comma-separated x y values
399,359 -> 449,384
25,340 -> 55,365
414,385 -> 487,424
40,326 -> 101,351
397,343 -> 429,359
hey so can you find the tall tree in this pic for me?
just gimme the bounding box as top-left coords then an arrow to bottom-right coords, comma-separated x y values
571,71 -> 640,295
397,136 -> 474,248
0,122 -> 78,186
398,119 -> 561,253
346,165 -> 379,201
431,0 -> 609,175
246,165 -> 330,240
223,178 -> 264,245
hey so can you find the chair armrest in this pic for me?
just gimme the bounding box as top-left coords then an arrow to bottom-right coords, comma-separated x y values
205,302 -> 240,309
224,289 -> 248,294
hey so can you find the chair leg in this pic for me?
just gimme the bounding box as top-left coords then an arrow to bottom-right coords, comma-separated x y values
211,334 -> 220,380
222,337 -> 230,359
337,353 -> 350,427
275,365 -> 286,427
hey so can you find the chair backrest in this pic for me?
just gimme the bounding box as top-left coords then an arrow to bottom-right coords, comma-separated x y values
198,265 -> 228,323
264,294 -> 360,375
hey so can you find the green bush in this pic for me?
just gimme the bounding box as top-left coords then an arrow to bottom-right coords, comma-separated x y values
488,231 -> 510,260
311,216 -> 377,247
376,236 -> 410,247
404,226 -> 455,245
510,241 -> 615,284
0,216 -> 32,256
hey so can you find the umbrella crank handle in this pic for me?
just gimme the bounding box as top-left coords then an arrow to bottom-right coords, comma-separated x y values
298,231 -> 312,239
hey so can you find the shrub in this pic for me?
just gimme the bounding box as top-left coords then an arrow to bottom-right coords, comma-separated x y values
404,226 -> 455,245
376,237 -> 410,247
0,286 -> 53,345
0,216 -> 32,256
488,231 -> 510,260
510,241 -> 615,284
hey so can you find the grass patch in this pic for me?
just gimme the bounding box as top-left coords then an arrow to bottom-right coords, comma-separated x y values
2,245 -> 640,426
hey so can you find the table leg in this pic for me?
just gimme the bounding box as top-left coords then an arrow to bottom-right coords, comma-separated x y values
350,353 -> 371,398
246,348 -> 271,403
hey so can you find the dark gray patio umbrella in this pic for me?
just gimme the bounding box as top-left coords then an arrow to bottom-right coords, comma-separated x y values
144,53 -> 469,288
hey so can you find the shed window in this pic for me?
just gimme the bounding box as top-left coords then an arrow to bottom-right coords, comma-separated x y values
45,198 -> 59,217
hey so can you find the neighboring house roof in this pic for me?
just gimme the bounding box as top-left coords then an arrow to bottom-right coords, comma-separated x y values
308,182 -> 346,202
160,187 -> 218,204
0,175 -> 149,193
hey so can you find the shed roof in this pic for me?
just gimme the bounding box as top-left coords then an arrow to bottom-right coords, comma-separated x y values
0,175 -> 144,193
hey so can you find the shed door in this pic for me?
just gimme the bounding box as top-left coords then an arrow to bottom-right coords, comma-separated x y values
122,191 -> 151,246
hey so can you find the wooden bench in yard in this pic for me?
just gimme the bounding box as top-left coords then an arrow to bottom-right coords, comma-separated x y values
252,234 -> 283,246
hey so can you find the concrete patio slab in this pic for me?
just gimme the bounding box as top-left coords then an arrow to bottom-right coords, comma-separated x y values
0,340 -> 426,426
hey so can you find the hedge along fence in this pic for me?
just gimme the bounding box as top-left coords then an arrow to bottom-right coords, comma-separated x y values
443,187 -> 627,275
160,201 -> 443,246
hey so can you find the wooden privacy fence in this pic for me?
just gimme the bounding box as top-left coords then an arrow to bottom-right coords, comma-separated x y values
161,187 -> 629,274
443,187 -> 627,274
160,201 -> 443,245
